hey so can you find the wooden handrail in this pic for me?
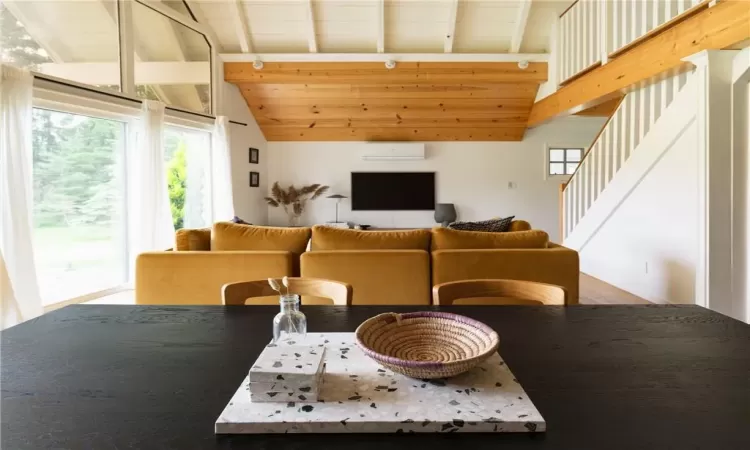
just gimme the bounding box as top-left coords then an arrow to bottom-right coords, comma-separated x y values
608,0 -> 712,59
562,95 -> 624,193
559,0 -> 579,18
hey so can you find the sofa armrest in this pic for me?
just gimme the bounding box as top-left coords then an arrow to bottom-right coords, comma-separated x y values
431,244 -> 579,304
135,251 -> 293,305
301,250 -> 431,305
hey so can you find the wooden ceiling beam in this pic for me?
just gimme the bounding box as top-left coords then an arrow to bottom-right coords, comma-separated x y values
376,0 -> 385,53
305,0 -> 318,53
231,0 -> 253,53
225,62 -> 548,84
257,118 -> 530,129
528,0 -> 750,127
239,83 -> 541,99
221,53 -> 549,63
261,127 -> 527,142
510,0 -> 532,53
444,0 -> 459,53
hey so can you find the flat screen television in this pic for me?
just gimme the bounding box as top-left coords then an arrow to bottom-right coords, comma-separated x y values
351,172 -> 435,211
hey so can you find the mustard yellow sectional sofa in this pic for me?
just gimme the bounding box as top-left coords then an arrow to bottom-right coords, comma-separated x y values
135,221 -> 579,306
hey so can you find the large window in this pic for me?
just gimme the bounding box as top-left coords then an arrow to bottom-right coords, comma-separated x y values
31,108 -> 127,304
0,0 -> 121,91
132,1 -> 211,114
164,125 -> 212,229
1,0 -> 213,113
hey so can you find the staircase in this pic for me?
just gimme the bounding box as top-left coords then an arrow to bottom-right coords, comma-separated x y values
560,71 -> 692,245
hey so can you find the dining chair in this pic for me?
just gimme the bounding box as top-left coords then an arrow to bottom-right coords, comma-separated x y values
432,279 -> 567,306
222,277 -> 353,306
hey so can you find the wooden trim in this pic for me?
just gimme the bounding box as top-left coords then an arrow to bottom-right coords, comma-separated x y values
225,62 -> 548,84
221,53 -> 550,63
559,60 -> 602,86
608,0 -> 712,59
559,182 -> 567,242
528,0 -> 750,127
563,95 -> 624,190
559,0 -> 579,18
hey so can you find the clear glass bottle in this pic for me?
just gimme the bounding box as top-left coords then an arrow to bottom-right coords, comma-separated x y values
272,294 -> 307,343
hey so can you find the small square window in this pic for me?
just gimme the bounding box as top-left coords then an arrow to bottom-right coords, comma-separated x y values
550,163 -> 565,175
548,147 -> 584,176
549,149 -> 565,162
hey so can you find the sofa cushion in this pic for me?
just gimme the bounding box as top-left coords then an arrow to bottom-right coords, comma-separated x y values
175,228 -> 211,251
448,216 -> 515,232
431,227 -> 549,250
311,225 -> 431,251
212,222 -> 311,256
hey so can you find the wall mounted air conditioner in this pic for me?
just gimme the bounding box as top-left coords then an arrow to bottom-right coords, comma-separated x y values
361,143 -> 425,161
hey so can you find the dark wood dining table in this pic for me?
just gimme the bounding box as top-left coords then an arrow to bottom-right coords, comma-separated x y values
2,304 -> 749,449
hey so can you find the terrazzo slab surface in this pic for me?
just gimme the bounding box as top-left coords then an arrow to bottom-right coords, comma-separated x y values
216,333 -> 545,434
249,345 -> 326,384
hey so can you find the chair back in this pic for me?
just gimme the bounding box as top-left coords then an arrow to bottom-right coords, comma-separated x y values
433,279 -> 567,306
222,277 -> 352,306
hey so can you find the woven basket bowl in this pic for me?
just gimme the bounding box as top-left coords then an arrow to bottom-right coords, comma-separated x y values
355,312 -> 500,379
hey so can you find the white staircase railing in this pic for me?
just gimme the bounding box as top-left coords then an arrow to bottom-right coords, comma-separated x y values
558,0 -> 706,84
561,72 -> 691,241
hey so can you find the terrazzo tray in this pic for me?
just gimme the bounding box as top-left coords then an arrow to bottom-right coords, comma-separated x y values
215,333 -> 545,434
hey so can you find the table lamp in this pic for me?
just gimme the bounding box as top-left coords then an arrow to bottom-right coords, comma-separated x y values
327,194 -> 347,223
434,203 -> 457,227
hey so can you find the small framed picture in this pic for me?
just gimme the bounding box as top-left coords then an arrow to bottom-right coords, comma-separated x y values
249,147 -> 259,164
249,171 -> 259,187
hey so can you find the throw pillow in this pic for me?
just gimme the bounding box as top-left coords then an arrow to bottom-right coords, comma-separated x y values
231,216 -> 251,225
175,228 -> 211,251
311,225 -> 431,251
448,216 -> 515,232
212,222 -> 311,256
431,227 -> 549,250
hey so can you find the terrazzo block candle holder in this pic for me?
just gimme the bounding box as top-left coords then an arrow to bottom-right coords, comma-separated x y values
249,344 -> 326,403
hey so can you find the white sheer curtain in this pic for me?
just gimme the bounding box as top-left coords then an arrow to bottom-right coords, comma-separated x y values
128,100 -> 174,272
211,116 -> 235,221
0,65 -> 43,329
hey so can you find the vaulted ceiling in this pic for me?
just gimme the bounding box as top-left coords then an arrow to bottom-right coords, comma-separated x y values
211,1 -> 568,141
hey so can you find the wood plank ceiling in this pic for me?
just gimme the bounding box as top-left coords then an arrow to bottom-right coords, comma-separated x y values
225,62 -> 547,141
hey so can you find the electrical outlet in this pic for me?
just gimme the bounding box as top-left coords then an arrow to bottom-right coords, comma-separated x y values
645,262 -> 649,274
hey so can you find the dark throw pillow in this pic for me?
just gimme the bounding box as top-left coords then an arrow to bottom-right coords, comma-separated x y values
231,216 -> 251,225
448,216 -> 515,232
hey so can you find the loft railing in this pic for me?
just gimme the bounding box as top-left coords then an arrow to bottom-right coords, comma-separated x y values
560,72 -> 691,241
558,0 -> 707,85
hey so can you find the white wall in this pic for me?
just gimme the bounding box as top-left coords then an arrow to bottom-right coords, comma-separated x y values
567,75 -> 700,305
220,82 -> 268,225
266,117 -> 605,241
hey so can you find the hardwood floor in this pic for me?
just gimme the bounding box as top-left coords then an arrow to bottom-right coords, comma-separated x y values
88,274 -> 650,306
579,273 -> 650,305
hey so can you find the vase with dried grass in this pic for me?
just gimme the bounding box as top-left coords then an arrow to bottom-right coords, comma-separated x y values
264,182 -> 329,226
